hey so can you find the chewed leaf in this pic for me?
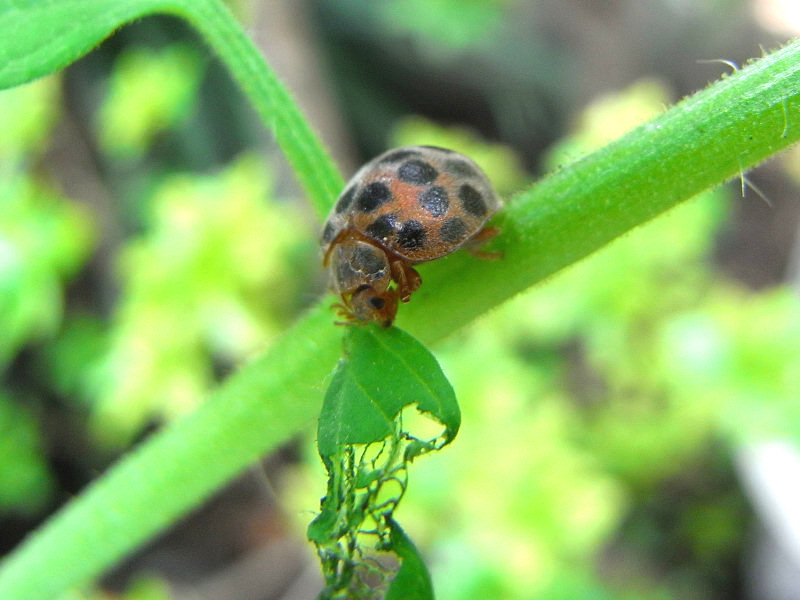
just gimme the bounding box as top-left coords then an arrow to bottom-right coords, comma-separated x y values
384,518 -> 434,600
306,504 -> 338,545
317,325 -> 459,458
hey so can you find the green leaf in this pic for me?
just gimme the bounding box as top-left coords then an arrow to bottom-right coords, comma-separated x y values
404,438 -> 438,462
384,519 -> 434,600
355,466 -> 383,488
306,504 -> 339,545
317,326 -> 460,457
0,0 -> 155,89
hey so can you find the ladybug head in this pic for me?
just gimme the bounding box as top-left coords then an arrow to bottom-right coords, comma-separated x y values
328,238 -> 399,327
349,285 -> 398,327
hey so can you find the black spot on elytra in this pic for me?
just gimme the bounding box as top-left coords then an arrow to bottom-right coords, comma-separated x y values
418,186 -> 449,217
366,213 -> 398,240
459,184 -> 487,217
397,219 -> 427,252
356,182 -> 392,213
444,159 -> 478,178
398,160 -> 438,185
440,217 -> 468,243
335,185 -> 356,213
351,245 -> 386,275
322,222 -> 336,243
379,149 -> 421,164
368,296 -> 385,309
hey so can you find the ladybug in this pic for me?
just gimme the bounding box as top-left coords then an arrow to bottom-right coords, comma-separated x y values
321,145 -> 501,327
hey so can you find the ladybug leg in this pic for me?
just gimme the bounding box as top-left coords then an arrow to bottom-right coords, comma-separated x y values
331,301 -> 361,326
390,260 -> 422,303
464,226 -> 502,260
332,288 -> 399,327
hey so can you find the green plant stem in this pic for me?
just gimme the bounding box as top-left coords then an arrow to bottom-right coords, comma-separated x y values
1,20 -> 800,600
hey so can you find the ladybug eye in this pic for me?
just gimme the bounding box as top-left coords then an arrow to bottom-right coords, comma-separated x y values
368,296 -> 386,310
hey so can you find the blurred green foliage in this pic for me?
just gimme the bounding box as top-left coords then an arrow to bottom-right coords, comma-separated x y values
0,77 -> 61,163
82,154 -> 315,446
121,176 -> 309,440
0,43 -> 319,521
97,43 -> 204,159
0,78 -> 94,370
59,575 -> 172,600
0,78 -> 94,515
324,0 -> 509,54
376,0 -> 509,52
0,394 -> 54,515
0,175 -> 93,370
0,43 -> 318,451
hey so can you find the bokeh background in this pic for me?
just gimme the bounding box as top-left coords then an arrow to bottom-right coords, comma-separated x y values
3,1 -> 800,598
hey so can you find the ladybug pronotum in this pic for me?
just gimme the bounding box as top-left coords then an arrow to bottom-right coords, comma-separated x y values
321,145 -> 501,327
